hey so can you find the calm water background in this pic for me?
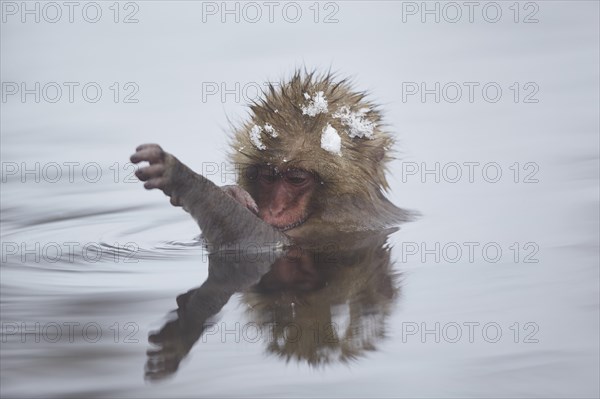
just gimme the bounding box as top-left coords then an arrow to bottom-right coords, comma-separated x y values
1,1 -> 599,397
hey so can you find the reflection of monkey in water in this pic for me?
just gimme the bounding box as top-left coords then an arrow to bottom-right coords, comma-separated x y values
131,70 -> 412,246
145,230 -> 400,380
245,231 -> 400,366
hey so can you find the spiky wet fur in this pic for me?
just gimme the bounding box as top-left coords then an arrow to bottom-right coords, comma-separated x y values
230,70 -> 412,232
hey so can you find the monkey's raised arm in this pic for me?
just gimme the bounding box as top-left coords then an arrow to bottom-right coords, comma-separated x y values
130,144 -> 288,250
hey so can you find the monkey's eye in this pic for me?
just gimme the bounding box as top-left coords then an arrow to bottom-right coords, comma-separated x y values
245,165 -> 261,181
284,170 -> 311,186
285,176 -> 307,185
256,166 -> 278,184
259,173 -> 277,184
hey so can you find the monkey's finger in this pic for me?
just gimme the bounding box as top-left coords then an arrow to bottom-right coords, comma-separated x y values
242,193 -> 259,214
130,147 -> 165,164
146,348 -> 168,357
144,177 -> 168,190
135,164 -> 166,181
135,143 -> 163,152
235,195 -> 258,214
235,190 -> 259,214
130,148 -> 162,164
223,186 -> 259,214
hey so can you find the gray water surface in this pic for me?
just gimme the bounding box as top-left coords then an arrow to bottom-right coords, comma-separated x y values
1,2 -> 599,397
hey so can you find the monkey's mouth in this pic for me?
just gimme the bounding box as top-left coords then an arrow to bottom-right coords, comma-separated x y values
277,214 -> 309,231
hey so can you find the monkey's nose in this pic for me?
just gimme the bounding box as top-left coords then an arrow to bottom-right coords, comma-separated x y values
268,205 -> 286,217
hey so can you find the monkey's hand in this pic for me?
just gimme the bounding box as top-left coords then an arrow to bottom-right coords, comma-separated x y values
130,143 -> 194,207
221,185 -> 258,215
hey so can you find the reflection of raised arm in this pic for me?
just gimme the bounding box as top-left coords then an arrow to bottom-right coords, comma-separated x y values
145,249 -> 278,381
180,249 -> 278,321
130,144 -> 288,249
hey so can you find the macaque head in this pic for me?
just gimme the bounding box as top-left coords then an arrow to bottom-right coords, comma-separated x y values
231,70 -> 411,232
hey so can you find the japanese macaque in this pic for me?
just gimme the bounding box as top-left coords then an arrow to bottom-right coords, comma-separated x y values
131,70 -> 410,248
136,71 -> 412,378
